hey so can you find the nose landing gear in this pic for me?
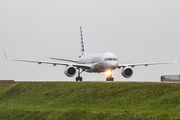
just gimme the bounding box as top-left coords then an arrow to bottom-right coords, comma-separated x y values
106,70 -> 114,81
106,77 -> 114,81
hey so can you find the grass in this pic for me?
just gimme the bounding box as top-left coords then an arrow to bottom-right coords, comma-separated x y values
0,81 -> 180,119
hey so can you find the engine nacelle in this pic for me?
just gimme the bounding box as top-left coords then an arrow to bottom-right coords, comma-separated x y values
64,66 -> 76,77
121,67 -> 133,78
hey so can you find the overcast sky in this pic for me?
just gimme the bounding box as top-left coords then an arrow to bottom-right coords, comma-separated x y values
0,0 -> 180,81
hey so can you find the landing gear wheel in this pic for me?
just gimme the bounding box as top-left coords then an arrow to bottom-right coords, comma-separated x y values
76,77 -> 79,81
75,77 -> 83,81
106,77 -> 114,81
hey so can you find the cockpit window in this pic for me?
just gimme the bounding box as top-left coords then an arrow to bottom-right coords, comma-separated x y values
104,58 -> 108,61
104,58 -> 118,61
113,58 -> 117,61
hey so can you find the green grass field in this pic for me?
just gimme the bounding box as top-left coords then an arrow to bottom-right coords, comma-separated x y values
0,81 -> 180,119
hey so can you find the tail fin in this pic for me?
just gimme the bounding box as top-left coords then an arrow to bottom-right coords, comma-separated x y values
80,26 -> 86,56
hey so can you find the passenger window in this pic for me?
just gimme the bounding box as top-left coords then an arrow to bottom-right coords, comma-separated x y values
109,58 -> 112,61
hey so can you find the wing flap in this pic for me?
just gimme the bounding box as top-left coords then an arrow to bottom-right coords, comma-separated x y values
50,57 -> 78,63
73,64 -> 91,69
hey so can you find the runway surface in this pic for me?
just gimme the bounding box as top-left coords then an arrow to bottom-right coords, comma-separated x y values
10,80 -> 180,83
1,79 -> 180,83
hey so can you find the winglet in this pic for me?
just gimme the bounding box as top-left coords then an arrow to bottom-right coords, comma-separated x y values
174,54 -> 178,63
3,49 -> 10,60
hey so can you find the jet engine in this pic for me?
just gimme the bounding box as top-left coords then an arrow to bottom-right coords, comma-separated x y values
121,67 -> 133,78
64,66 -> 76,77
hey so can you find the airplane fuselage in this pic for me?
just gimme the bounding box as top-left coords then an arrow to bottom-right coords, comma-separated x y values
78,52 -> 118,72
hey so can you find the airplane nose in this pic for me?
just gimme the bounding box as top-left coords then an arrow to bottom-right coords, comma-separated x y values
112,62 -> 118,68
105,61 -> 118,69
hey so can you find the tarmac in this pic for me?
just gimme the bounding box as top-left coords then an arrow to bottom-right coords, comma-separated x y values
1,80 -> 180,83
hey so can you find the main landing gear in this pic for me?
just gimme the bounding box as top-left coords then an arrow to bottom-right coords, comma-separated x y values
76,77 -> 82,81
106,70 -> 114,81
76,68 -> 84,81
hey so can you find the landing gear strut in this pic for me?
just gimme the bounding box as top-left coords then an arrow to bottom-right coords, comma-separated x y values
106,70 -> 114,81
76,68 -> 84,81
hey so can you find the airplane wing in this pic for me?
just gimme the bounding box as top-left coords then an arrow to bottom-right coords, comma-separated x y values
50,57 -> 78,63
118,56 -> 177,68
3,50 -> 91,69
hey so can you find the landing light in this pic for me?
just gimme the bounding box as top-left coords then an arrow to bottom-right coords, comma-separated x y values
106,70 -> 112,76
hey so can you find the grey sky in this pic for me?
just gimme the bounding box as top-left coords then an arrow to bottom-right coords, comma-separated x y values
0,0 -> 180,81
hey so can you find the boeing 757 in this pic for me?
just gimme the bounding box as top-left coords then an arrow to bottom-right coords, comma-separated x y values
4,26 -> 177,81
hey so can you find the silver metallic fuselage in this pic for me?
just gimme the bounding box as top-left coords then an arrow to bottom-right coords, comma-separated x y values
78,52 -> 118,72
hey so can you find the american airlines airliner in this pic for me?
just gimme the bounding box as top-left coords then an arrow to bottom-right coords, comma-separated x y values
4,27 -> 177,81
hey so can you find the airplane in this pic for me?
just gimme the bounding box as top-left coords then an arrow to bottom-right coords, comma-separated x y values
4,26 -> 178,81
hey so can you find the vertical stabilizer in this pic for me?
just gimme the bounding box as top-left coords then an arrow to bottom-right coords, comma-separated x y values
80,26 -> 86,56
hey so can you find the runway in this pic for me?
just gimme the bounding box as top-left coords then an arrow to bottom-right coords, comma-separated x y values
1,79 -> 180,83
1,80 -> 177,83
